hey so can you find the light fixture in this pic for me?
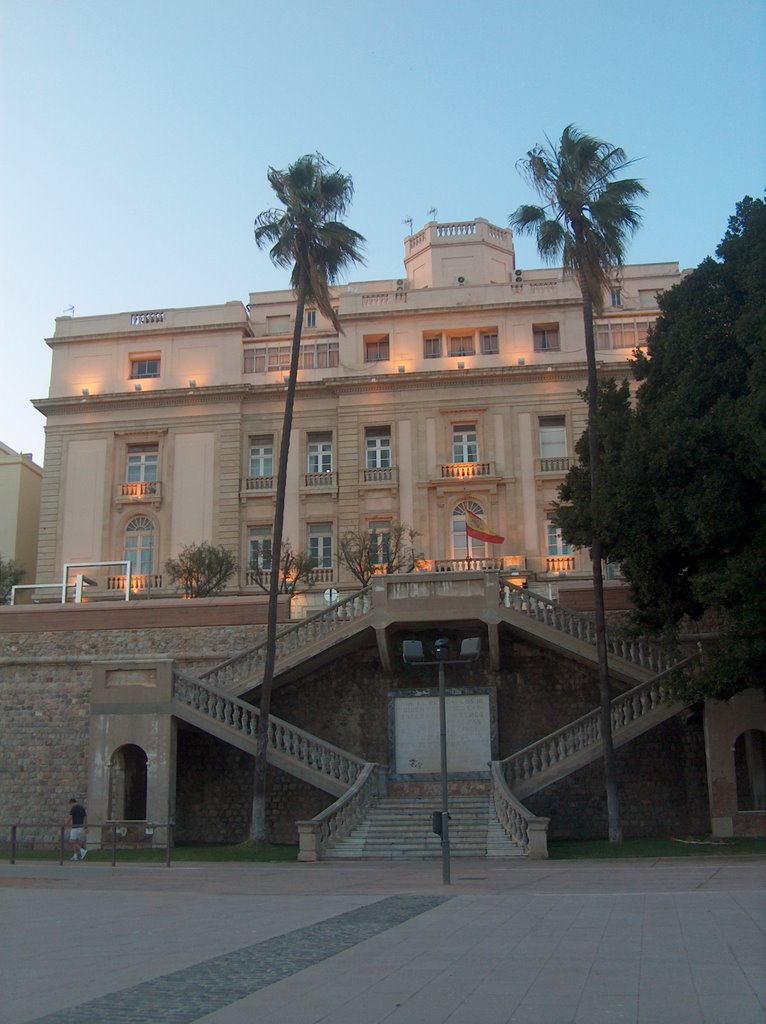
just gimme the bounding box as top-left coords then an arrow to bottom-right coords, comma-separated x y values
283,374 -> 290,384
81,387 -> 89,396
457,361 -> 465,370
517,357 -> 525,366
397,364 -> 406,374
134,383 -> 142,391
188,379 -> 197,389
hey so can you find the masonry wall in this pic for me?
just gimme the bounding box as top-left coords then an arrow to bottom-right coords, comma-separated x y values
0,616 -> 712,845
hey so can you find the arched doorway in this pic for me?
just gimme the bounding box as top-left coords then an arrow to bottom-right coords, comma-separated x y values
734,729 -> 766,810
109,744 -> 148,820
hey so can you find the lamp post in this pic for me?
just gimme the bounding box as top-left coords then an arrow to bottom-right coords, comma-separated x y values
402,636 -> 481,885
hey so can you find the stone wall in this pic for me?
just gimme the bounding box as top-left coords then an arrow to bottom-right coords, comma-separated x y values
0,614 -> 716,846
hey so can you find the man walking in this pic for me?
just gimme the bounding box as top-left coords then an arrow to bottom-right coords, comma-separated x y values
66,797 -> 88,860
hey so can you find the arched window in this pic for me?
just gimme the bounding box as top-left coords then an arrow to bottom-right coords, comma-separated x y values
109,744 -> 148,820
123,516 -> 154,575
452,499 -> 487,562
734,729 -> 766,811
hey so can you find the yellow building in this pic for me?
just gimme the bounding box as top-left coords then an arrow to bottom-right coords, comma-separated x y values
33,218 -> 681,610
0,440 -> 42,585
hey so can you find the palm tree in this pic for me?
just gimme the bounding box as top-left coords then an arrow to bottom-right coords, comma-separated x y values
510,125 -> 647,842
251,153 -> 365,839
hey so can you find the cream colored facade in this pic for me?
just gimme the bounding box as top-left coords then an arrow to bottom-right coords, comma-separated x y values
33,219 -> 682,612
0,441 -> 42,580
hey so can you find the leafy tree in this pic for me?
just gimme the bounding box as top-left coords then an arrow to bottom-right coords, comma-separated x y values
338,522 -> 421,586
510,126 -> 647,842
165,543 -> 237,598
605,196 -> 766,700
248,539 -> 318,595
0,556 -> 24,603
252,153 -> 365,839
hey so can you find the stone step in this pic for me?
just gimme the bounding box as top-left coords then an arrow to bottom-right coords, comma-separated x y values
323,794 -> 525,860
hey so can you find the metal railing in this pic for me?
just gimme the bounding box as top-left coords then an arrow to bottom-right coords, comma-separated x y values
1,821 -> 175,866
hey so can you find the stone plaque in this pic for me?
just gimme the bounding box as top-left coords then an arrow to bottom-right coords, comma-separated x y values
394,693 -> 491,774
105,669 -> 157,688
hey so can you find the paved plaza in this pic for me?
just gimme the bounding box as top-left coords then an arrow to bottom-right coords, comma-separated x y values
0,855 -> 764,1024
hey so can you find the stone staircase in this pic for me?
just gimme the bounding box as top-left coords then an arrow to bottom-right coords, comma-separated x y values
321,794 -> 525,860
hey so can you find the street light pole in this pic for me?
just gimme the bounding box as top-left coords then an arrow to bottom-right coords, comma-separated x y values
402,636 -> 481,887
436,655 -> 450,884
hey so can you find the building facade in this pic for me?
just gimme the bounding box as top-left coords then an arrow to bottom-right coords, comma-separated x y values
0,441 -> 42,584
32,218 -> 681,611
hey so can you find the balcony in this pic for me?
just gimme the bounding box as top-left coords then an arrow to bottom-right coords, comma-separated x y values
429,555 -> 526,573
360,466 -> 398,485
245,567 -> 335,587
545,556 -> 576,574
537,457 -> 571,475
106,573 -> 163,593
303,471 -> 337,490
116,481 -> 162,504
440,461 -> 494,479
242,475 -> 274,493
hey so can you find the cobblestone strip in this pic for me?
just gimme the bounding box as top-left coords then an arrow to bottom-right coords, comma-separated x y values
28,894 -> 450,1024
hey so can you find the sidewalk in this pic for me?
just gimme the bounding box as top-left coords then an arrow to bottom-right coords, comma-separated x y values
1,856 -> 764,1024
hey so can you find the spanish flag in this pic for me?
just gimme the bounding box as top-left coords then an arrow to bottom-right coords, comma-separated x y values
464,509 -> 504,545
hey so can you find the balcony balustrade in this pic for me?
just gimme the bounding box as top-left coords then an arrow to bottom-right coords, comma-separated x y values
440,461 -> 494,479
361,466 -> 397,485
537,457 -> 571,474
242,475 -> 274,492
304,471 -> 337,489
117,480 -> 161,502
430,555 -> 525,573
545,555 -> 576,573
106,573 -> 163,592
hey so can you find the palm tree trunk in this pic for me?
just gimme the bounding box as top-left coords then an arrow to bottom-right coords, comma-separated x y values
250,269 -> 308,840
580,278 -> 623,844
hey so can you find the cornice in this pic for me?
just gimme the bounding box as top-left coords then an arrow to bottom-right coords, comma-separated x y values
33,360 -> 633,414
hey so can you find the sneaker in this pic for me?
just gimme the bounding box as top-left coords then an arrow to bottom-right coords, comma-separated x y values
79,849 -> 87,859
70,855 -> 78,861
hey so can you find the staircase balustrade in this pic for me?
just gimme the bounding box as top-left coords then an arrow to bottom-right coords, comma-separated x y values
500,581 -> 677,674
297,763 -> 381,862
199,585 -> 373,691
499,658 -> 697,795
173,670 -> 367,790
490,762 -> 550,858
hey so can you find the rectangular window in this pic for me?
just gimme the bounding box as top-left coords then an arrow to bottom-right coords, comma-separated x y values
596,320 -> 651,350
423,335 -> 442,359
452,424 -> 478,463
365,427 -> 391,469
610,288 -> 622,307
539,417 -> 567,460
368,519 -> 391,565
266,314 -> 290,334
243,347 -> 265,373
308,523 -> 333,568
267,346 -> 291,371
364,335 -> 390,362
448,334 -> 475,357
248,436 -> 273,478
546,516 -> 572,556
306,309 -> 317,328
300,341 -> 339,369
130,356 -> 160,379
533,325 -> 559,352
480,332 -> 499,355
307,432 -> 333,473
126,445 -> 158,482
248,526 -> 273,570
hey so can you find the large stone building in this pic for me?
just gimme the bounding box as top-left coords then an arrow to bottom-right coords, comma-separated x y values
0,441 -> 42,586
2,219 -> 763,857
31,218 -> 679,608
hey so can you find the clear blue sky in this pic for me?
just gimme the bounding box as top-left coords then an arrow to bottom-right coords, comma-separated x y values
1,0 -> 763,465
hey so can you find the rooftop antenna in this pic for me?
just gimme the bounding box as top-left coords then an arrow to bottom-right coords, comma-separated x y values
403,216 -> 413,235
63,305 -> 74,316
428,207 -> 438,221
